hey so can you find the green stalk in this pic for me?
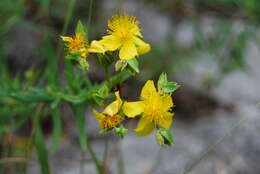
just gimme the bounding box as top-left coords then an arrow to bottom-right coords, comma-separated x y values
57,0 -> 76,58
183,116 -> 248,174
88,144 -> 104,174
87,0 -> 94,28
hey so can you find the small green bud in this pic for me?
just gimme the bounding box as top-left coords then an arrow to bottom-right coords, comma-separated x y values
156,128 -> 175,147
78,58 -> 89,70
115,125 -> 128,138
115,60 -> 128,71
92,85 -> 109,105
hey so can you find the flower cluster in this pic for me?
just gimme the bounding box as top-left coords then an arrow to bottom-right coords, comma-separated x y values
93,73 -> 180,146
61,14 -> 180,146
61,14 -> 151,71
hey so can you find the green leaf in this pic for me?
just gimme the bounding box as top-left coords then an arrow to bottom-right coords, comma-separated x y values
92,85 -> 109,105
161,129 -> 175,146
73,105 -> 88,152
35,118 -> 50,174
10,88 -> 54,103
75,20 -> 88,44
157,73 -> 181,94
51,98 -> 60,109
59,93 -> 86,104
157,73 -> 167,90
161,82 -> 181,93
127,58 -> 139,73
51,106 -> 62,153
156,128 -> 175,146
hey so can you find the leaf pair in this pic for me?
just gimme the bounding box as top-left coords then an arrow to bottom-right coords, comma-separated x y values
157,73 -> 181,94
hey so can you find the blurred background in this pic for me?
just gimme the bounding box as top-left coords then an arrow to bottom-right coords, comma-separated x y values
1,0 -> 260,173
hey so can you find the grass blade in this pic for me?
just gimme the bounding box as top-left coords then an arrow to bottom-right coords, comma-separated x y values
51,106 -> 62,153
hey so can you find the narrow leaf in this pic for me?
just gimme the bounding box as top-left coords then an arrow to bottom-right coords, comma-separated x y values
73,105 -> 88,151
127,58 -> 139,73
35,119 -> 50,174
51,106 -> 62,153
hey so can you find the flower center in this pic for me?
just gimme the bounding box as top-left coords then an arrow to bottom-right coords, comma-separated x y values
102,114 -> 120,129
68,34 -> 85,51
143,94 -> 165,124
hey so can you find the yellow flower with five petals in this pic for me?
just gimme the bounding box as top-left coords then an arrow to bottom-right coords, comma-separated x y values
98,14 -> 151,60
122,80 -> 174,136
93,92 -> 122,130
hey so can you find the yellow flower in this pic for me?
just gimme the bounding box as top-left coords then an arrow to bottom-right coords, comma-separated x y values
98,14 -> 151,60
122,80 -> 174,136
93,92 -> 122,129
61,33 -> 105,58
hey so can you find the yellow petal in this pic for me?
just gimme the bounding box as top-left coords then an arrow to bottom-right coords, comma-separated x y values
115,91 -> 123,107
88,40 -> 106,54
141,80 -> 157,99
134,37 -> 151,55
101,35 -> 122,51
161,94 -> 174,112
93,109 -> 105,127
135,117 -> 155,136
103,92 -> 122,116
122,101 -> 144,118
60,36 -> 73,42
119,41 -> 138,60
157,112 -> 174,129
80,48 -> 89,58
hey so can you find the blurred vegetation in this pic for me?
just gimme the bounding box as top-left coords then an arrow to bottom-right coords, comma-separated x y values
0,0 -> 260,173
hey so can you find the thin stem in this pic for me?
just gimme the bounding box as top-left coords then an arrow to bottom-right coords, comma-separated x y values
87,0 -> 94,28
182,116 -> 248,174
102,138 -> 109,170
88,143 -> 105,174
117,140 -> 125,174
57,0 -> 76,58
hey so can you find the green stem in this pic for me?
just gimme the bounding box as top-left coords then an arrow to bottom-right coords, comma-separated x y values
182,116 -> 248,174
57,0 -> 76,58
87,0 -> 94,28
102,138 -> 109,169
88,143 -> 105,174
117,141 -> 125,174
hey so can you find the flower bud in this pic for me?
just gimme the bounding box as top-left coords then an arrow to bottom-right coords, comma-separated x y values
156,128 -> 175,147
115,60 -> 128,72
115,125 -> 128,138
78,58 -> 89,70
